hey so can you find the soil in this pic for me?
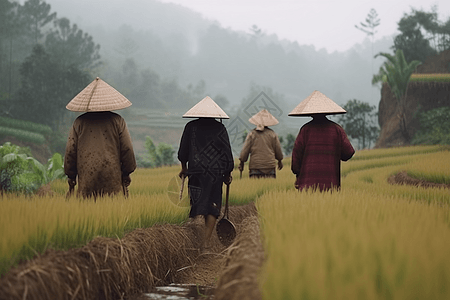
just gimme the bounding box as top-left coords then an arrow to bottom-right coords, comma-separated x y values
375,49 -> 450,148
388,171 -> 450,189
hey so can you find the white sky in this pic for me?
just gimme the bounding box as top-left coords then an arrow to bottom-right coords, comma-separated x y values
158,0 -> 450,52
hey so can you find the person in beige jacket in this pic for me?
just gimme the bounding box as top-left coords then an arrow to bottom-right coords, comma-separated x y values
64,77 -> 136,199
238,109 -> 284,178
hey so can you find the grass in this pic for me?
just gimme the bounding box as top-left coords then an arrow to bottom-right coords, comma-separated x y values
0,189 -> 189,276
258,189 -> 450,300
410,73 -> 450,83
1,143 -> 449,299
257,145 -> 450,300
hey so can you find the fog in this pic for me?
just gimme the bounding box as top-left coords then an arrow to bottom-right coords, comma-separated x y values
38,0 -> 402,134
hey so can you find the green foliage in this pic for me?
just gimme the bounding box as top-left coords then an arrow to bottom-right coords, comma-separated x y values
373,49 -> 421,142
0,116 -> 52,135
0,126 -> 46,144
141,136 -> 175,168
0,142 -> 44,193
392,7 -> 450,62
282,133 -> 296,156
337,99 -> 379,149
45,17 -> 101,69
373,50 -> 422,100
355,8 -> 380,38
46,152 -> 66,182
409,73 -> 450,83
157,143 -> 176,166
412,107 -> 450,145
13,44 -> 91,129
241,130 -> 248,144
0,142 -> 65,194
18,0 -> 57,44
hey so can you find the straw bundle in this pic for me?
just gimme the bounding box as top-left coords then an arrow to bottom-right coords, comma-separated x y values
0,204 -> 257,300
215,215 -> 264,300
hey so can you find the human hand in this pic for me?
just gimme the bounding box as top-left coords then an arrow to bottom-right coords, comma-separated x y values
122,175 -> 131,187
179,168 -> 187,178
278,160 -> 283,170
68,178 -> 76,188
224,174 -> 233,185
238,161 -> 244,172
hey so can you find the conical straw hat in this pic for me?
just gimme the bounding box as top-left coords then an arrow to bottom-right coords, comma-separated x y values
249,109 -> 279,131
182,96 -> 229,119
66,77 -> 132,112
288,90 -> 346,116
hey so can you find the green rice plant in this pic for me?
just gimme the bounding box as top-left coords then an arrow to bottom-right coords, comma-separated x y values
405,150 -> 450,184
350,145 -> 443,161
343,163 -> 450,204
0,126 -> 46,144
257,189 -> 450,300
0,192 -> 189,276
0,116 -> 52,135
258,147 -> 450,299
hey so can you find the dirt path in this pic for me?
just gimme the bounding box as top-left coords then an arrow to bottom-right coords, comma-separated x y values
128,206 -> 263,300
388,171 -> 450,189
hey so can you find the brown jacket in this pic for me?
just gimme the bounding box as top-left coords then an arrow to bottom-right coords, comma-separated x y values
239,128 -> 283,171
64,112 -> 136,198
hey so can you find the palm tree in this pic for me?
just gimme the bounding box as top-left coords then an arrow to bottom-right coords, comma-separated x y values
372,49 -> 421,142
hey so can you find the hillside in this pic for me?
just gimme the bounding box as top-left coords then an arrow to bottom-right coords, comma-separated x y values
46,0 -> 391,110
375,49 -> 450,148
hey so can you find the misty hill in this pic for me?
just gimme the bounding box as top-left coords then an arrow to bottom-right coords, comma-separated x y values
47,0 -> 393,111
43,0 -> 397,155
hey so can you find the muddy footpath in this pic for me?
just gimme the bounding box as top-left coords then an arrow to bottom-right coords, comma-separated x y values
0,203 -> 264,300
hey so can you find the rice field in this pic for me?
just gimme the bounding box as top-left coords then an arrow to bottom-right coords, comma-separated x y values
1,144 -> 449,299
257,145 -> 450,300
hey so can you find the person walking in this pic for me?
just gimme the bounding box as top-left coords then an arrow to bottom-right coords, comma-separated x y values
178,96 -> 234,249
64,77 -> 136,199
238,109 -> 284,178
288,90 -> 355,191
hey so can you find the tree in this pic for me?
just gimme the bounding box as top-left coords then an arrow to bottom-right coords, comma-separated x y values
412,107 -> 450,145
45,17 -> 101,70
249,25 -> 263,39
18,0 -> 56,44
392,7 -> 450,62
337,99 -> 379,149
144,136 -> 175,167
355,8 -> 380,75
282,133 -> 296,156
13,44 -> 91,128
372,49 -> 421,143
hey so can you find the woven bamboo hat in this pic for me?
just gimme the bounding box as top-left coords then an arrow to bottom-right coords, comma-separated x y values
66,77 -> 132,112
249,109 -> 279,131
182,96 -> 229,119
288,90 -> 346,116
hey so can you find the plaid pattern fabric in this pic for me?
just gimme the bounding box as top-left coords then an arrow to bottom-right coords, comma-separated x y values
291,117 -> 354,191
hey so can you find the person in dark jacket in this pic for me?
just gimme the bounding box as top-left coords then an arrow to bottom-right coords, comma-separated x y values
288,90 -> 355,191
178,96 -> 234,249
64,77 -> 136,199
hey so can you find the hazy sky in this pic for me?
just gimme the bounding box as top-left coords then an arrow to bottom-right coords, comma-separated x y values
158,0 -> 450,52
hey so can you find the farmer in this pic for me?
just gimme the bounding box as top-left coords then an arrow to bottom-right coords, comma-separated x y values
178,96 -> 234,249
64,77 -> 136,199
238,109 -> 284,178
289,90 -> 355,191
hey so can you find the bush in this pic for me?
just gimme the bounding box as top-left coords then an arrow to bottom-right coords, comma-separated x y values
0,142 -> 65,194
412,107 -> 450,145
142,136 -> 176,168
